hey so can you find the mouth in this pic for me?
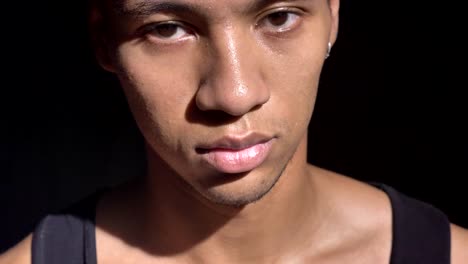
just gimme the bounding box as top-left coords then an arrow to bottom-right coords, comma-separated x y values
196,134 -> 275,174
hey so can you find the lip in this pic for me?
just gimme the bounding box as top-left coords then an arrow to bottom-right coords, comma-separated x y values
196,133 -> 275,174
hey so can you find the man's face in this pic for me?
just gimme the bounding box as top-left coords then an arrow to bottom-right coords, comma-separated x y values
99,0 -> 338,206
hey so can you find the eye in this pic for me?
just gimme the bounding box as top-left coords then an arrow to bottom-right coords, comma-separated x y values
259,10 -> 301,33
144,22 -> 194,42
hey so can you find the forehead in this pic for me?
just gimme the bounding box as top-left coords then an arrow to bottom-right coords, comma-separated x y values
111,0 -> 320,17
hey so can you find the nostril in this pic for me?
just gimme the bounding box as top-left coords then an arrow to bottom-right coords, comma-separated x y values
195,95 -> 209,112
188,107 -> 243,126
249,104 -> 263,112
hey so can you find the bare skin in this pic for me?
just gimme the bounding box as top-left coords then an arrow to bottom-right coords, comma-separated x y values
3,174 -> 468,263
93,163 -> 394,264
1,0 -> 467,263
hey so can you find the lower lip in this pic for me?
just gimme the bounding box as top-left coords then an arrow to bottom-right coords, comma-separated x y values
199,140 -> 273,174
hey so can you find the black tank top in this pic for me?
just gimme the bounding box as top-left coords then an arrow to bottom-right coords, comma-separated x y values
31,184 -> 451,264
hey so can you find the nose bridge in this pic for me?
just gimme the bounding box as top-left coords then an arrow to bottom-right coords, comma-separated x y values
219,25 -> 246,94
196,24 -> 270,116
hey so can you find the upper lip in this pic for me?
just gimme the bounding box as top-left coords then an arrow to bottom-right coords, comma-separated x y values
196,133 -> 274,151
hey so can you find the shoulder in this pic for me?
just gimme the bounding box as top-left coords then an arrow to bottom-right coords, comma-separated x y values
309,166 -> 393,262
451,224 -> 468,264
0,234 -> 32,264
310,165 -> 392,219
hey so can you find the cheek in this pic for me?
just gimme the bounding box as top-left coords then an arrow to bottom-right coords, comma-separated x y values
115,45 -> 200,149
117,43 -> 198,102
257,49 -> 322,151
268,51 -> 322,124
263,15 -> 328,101
119,76 -> 180,154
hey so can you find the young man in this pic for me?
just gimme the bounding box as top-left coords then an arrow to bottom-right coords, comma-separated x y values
2,0 -> 467,263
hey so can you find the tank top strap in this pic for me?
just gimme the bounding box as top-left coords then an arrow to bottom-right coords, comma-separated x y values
31,193 -> 99,264
372,183 -> 451,264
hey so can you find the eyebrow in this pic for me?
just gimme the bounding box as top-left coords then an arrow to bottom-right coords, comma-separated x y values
115,1 -> 199,17
246,0 -> 307,13
115,0 -> 308,18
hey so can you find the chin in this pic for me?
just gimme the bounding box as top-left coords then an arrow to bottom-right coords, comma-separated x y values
194,164 -> 287,208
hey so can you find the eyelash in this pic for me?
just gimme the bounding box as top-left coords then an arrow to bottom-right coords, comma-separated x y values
141,8 -> 303,44
142,21 -> 195,44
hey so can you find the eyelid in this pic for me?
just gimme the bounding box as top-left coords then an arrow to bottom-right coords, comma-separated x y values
265,6 -> 302,15
255,6 -> 303,26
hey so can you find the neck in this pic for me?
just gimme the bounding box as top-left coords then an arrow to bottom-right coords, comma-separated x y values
133,138 -> 327,263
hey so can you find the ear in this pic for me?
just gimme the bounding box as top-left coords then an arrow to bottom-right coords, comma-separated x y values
89,4 -> 118,73
328,0 -> 340,46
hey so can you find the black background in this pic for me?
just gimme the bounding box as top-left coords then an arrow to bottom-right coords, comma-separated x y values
1,0 -> 467,252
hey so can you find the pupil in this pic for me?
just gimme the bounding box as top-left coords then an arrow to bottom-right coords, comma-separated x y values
156,24 -> 178,37
268,12 -> 288,26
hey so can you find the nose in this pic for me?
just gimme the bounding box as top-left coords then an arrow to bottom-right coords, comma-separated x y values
195,26 -> 270,117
